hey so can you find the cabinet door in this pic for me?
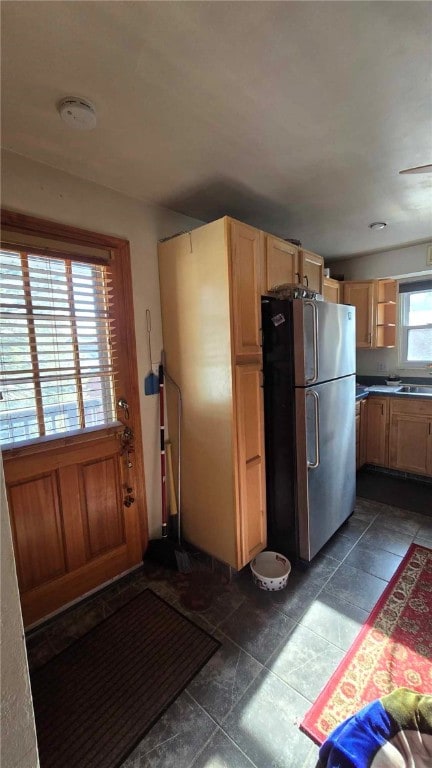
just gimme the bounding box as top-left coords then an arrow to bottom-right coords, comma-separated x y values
299,250 -> 324,294
265,236 -> 298,291
323,277 -> 341,303
389,413 -> 431,476
355,411 -> 361,469
365,397 -> 388,466
235,363 -> 266,566
230,221 -> 264,359
359,398 -> 367,468
344,282 -> 375,348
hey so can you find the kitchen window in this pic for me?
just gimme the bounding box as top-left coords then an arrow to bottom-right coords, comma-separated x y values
0,249 -> 117,447
399,280 -> 432,368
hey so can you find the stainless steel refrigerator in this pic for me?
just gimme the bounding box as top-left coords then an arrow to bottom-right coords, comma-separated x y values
261,297 -> 356,562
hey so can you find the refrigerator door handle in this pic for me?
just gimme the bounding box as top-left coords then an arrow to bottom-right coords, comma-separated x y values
306,389 -> 320,469
304,301 -> 319,384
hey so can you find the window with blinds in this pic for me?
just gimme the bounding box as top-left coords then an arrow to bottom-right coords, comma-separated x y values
399,279 -> 432,368
0,249 -> 117,447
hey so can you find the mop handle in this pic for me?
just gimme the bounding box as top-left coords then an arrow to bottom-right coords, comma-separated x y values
159,363 -> 167,537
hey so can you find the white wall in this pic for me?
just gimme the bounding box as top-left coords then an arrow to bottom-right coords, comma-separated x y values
328,242 -> 432,378
1,464 -> 39,768
1,149 -> 203,537
328,242 -> 431,281
0,150 -> 203,768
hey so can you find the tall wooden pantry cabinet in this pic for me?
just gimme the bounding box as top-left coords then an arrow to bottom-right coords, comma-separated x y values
158,217 -> 267,570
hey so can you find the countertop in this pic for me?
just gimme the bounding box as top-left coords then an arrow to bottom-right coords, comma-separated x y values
355,383 -> 432,401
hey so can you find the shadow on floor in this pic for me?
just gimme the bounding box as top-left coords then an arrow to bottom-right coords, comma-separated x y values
356,468 -> 431,516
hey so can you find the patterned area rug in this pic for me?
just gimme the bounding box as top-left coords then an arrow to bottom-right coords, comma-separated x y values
301,544 -> 432,744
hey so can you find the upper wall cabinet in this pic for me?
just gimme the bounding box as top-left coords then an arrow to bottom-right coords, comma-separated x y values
343,281 -> 375,348
265,236 -> 298,290
343,279 -> 397,349
323,276 -> 342,303
265,237 -> 323,294
299,249 -> 324,294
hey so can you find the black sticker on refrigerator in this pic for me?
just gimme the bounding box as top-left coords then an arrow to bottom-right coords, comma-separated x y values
271,313 -> 286,327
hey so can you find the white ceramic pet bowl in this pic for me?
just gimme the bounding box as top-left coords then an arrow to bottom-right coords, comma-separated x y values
250,551 -> 291,591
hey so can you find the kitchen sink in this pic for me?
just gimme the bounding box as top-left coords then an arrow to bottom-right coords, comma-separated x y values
399,385 -> 432,394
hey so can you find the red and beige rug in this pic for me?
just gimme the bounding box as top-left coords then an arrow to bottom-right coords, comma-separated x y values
301,543 -> 432,744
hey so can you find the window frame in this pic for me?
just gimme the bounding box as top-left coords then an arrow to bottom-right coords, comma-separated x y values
0,211 -> 146,523
398,284 -> 432,369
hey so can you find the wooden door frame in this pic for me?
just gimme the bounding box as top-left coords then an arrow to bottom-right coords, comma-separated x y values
1,208 -> 148,550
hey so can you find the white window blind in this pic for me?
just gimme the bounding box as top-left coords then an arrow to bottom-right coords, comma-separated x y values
0,249 -> 117,447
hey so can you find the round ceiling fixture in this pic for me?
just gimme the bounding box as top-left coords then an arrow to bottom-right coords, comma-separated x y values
58,97 -> 97,130
368,222 -> 387,230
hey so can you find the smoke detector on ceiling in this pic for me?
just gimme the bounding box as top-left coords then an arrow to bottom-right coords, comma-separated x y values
58,97 -> 97,130
369,222 -> 387,230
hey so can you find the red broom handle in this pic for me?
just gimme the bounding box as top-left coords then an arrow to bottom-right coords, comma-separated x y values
159,363 -> 167,537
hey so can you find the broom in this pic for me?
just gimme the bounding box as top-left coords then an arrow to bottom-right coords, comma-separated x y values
144,362 -> 191,572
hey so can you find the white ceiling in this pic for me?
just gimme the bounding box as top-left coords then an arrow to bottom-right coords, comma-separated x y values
1,1 -> 431,257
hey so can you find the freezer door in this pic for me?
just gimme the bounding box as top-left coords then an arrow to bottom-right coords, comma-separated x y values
293,300 -> 356,385
295,375 -> 356,560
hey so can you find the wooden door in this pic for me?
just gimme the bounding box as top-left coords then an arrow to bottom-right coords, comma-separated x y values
389,413 -> 431,476
234,363 -> 266,566
365,397 -> 389,466
299,250 -> 324,294
5,431 -> 142,625
265,236 -> 298,291
1,211 -> 146,627
323,276 -> 341,303
344,281 -> 375,348
230,220 -> 264,360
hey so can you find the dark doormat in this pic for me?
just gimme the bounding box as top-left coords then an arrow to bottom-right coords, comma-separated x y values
31,589 -> 220,768
356,467 -> 432,517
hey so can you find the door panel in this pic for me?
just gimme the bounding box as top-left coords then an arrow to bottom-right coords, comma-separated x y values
80,455 -> 125,558
235,363 -> 266,565
9,472 -> 66,592
389,414 -> 431,476
265,236 -> 298,291
343,282 -> 374,347
296,376 -> 356,560
299,250 -> 323,293
4,426 -> 141,626
295,300 -> 356,385
230,221 -> 263,359
365,397 -> 388,466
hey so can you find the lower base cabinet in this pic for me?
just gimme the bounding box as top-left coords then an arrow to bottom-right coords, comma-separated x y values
389,398 -> 432,476
363,395 -> 432,477
365,397 -> 389,467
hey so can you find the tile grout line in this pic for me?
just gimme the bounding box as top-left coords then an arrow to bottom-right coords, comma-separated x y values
185,690 -> 260,768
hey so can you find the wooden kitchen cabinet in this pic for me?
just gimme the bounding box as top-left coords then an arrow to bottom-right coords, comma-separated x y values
265,237 -> 323,295
158,217 -> 266,570
265,235 -> 299,290
389,398 -> 432,476
300,249 -> 324,294
343,279 -> 397,349
343,281 -> 375,348
365,396 -> 389,466
323,276 -> 342,303
355,398 -> 367,469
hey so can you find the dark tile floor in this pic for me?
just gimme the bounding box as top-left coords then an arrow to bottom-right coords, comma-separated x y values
26,495 -> 432,768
